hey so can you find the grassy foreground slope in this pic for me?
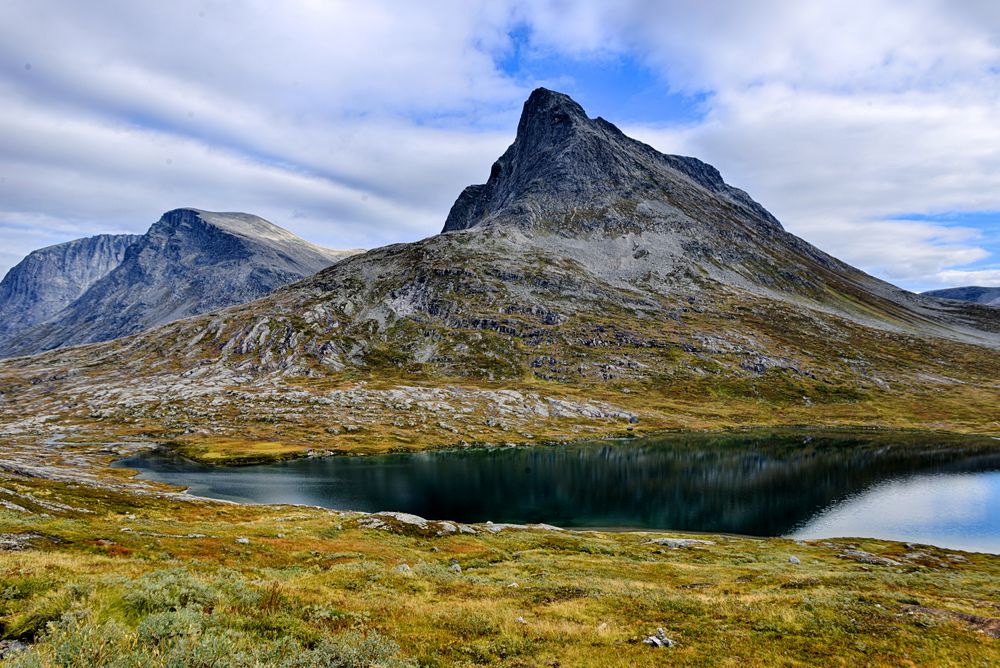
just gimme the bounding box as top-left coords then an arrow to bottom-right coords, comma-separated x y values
1,473 -> 998,667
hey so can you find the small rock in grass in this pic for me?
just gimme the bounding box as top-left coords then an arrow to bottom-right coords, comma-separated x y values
235,537 -> 250,545
0,640 -> 29,659
839,549 -> 902,566
449,562 -> 462,574
643,627 -> 675,648
789,555 -> 801,565
395,563 -> 412,575
644,537 -> 715,549
516,616 -> 527,625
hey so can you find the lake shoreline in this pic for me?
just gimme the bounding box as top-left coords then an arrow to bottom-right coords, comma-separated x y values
115,429 -> 1000,554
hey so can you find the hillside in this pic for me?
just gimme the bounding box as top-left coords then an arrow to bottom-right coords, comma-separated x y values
0,89 -> 997,459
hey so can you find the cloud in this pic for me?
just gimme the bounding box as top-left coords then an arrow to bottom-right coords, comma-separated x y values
1,0 -> 998,291
516,1 -> 1000,289
0,0 -> 523,271
935,268 -> 1000,286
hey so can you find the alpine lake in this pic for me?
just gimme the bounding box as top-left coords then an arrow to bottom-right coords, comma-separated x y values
115,429 -> 1000,554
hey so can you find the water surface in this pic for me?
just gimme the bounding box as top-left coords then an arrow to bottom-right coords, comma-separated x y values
115,430 -> 1000,552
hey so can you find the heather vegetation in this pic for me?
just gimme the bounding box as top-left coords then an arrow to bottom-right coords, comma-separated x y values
1,471 -> 998,666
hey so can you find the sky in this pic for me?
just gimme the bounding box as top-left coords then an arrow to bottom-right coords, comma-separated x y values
1,1 -> 999,292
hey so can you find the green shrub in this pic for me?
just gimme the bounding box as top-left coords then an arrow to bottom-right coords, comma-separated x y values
7,612 -> 415,668
6,615 -> 132,668
285,631 -> 416,668
136,607 -> 205,644
121,569 -> 219,614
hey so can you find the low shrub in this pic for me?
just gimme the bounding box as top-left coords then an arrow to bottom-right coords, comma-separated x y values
121,569 -> 219,615
7,612 -> 416,668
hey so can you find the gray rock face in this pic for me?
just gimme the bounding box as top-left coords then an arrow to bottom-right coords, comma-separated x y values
0,234 -> 139,341
440,88 -> 997,345
0,209 -> 355,358
923,286 -> 1000,307
444,87 -> 782,235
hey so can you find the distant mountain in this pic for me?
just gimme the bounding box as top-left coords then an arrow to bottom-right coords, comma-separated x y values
1,90 -> 997,449
0,209 -> 357,357
0,234 -> 140,342
924,286 -> 1000,307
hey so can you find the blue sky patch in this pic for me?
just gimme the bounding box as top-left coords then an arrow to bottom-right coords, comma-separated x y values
497,24 -> 708,127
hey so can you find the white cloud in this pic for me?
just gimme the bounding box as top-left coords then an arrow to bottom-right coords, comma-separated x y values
1,0 -> 999,292
521,0 -> 1000,290
0,0 -> 522,271
934,268 -> 1000,286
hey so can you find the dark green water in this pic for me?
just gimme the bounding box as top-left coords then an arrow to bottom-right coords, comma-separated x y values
115,430 -> 1000,552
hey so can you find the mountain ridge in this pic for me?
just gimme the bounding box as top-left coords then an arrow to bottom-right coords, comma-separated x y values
924,285 -> 1000,307
444,88 -> 783,235
0,89 -> 997,457
0,209 -> 358,358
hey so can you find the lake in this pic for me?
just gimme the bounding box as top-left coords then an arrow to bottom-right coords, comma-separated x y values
114,430 -> 1000,553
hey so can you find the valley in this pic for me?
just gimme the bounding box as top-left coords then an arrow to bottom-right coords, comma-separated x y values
1,88 -> 998,666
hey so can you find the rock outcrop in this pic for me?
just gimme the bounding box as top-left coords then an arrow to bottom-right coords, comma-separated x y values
0,209 -> 356,357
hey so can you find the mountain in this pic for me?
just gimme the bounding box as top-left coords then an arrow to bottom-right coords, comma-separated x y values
0,234 -> 140,342
1,89 -> 997,453
0,209 -> 357,358
923,286 -> 1000,307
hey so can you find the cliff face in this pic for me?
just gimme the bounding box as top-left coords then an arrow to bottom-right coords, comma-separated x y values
444,88 -> 781,236
0,209 -> 356,357
0,234 -> 140,341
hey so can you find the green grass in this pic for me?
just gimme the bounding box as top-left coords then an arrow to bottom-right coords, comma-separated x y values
0,471 -> 998,666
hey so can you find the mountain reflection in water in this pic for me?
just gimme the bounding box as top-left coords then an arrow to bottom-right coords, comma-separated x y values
115,431 -> 1000,552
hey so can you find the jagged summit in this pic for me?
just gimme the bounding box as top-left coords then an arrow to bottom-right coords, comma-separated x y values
443,88 -> 782,234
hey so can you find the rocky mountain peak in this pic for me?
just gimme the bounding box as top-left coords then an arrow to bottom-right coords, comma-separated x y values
0,209 -> 359,358
443,88 -> 783,235
514,87 -> 591,148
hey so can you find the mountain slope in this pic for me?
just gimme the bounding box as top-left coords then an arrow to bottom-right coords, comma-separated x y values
0,209 -> 357,358
0,233 -> 140,343
0,89 -> 997,454
924,286 -> 1000,307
